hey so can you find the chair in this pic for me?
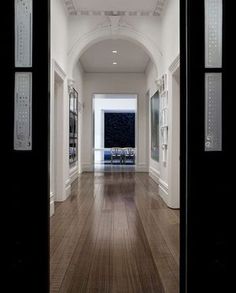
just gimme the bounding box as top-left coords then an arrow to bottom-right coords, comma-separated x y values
111,147 -> 123,164
123,148 -> 135,164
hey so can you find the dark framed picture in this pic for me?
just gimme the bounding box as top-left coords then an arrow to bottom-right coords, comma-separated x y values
150,91 -> 160,162
69,88 -> 78,164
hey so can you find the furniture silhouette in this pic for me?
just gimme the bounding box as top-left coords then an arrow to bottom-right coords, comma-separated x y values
111,147 -> 123,164
110,147 -> 135,164
123,148 -> 135,164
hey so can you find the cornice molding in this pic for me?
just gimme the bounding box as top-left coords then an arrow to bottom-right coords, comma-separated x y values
63,0 -> 166,17
67,17 -> 162,79
64,0 -> 77,15
169,54 -> 180,74
67,18 -> 163,58
52,59 -> 66,80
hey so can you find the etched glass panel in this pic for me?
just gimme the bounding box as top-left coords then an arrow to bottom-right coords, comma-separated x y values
205,73 -> 222,151
14,72 -> 32,150
15,0 -> 33,67
205,0 -> 222,68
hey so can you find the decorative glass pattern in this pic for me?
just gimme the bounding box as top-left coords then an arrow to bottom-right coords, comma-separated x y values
205,73 -> 222,151
15,0 -> 33,67
205,0 -> 222,68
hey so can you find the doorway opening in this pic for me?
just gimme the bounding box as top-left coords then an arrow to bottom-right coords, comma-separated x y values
50,61 -> 67,216
93,94 -> 137,172
50,1 -> 181,292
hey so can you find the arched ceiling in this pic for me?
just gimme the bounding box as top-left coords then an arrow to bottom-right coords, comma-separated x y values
80,39 -> 150,73
64,0 -> 167,16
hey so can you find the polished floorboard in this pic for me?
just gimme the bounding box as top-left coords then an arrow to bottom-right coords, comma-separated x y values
50,172 -> 179,293
94,164 -> 136,172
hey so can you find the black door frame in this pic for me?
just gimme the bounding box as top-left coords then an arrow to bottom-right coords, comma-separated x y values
3,1 -> 50,292
182,1 -> 234,292
3,0 -> 234,292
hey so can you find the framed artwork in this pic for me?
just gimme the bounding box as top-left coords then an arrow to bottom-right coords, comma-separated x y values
69,88 -> 78,164
150,91 -> 160,162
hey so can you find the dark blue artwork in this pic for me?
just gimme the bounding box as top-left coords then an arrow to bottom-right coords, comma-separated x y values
104,112 -> 135,148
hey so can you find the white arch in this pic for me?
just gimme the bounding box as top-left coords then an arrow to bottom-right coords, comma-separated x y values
67,25 -> 162,79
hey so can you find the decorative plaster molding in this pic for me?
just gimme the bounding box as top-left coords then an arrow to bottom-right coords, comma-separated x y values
63,0 -> 166,16
52,59 -> 66,81
155,78 -> 162,90
64,0 -> 77,15
67,17 -> 162,57
50,192 -> 55,217
169,54 -> 180,74
68,78 -> 75,93
67,19 -> 162,79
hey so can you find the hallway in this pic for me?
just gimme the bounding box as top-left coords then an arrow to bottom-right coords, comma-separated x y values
50,173 -> 179,293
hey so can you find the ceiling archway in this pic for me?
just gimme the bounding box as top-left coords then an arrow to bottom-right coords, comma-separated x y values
67,24 -> 162,80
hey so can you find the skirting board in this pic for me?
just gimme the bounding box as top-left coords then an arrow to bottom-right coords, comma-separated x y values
149,167 -> 160,184
50,192 -> 55,217
69,166 -> 78,184
81,163 -> 94,172
65,179 -> 71,199
135,164 -> 148,172
149,167 -> 169,205
159,179 -> 169,205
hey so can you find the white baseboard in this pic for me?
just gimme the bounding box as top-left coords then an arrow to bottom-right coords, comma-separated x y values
159,178 -> 169,204
149,168 -> 169,205
50,192 -> 55,217
82,163 -> 94,172
69,166 -> 78,184
149,167 -> 160,184
135,164 -> 148,172
65,179 -> 71,199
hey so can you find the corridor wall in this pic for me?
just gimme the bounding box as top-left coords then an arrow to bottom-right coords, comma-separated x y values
145,0 -> 180,207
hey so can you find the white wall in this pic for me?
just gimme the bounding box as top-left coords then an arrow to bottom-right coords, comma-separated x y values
161,0 -> 180,75
82,73 -> 148,172
145,0 -> 180,207
51,0 -> 68,71
50,0 -> 83,216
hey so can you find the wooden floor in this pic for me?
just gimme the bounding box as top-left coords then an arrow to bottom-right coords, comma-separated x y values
50,172 -> 179,293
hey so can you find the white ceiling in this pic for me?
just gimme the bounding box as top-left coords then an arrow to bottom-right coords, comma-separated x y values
64,0 -> 166,16
80,39 -> 150,73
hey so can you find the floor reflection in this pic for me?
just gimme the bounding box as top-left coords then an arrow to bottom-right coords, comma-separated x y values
50,172 -> 179,293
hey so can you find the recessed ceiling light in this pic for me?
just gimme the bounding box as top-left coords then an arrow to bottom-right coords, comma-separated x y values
112,50 -> 118,54
113,62 -> 117,65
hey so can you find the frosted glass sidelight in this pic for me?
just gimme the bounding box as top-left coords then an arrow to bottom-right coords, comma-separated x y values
205,0 -> 222,68
15,0 -> 33,67
205,73 -> 222,151
14,72 -> 32,150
